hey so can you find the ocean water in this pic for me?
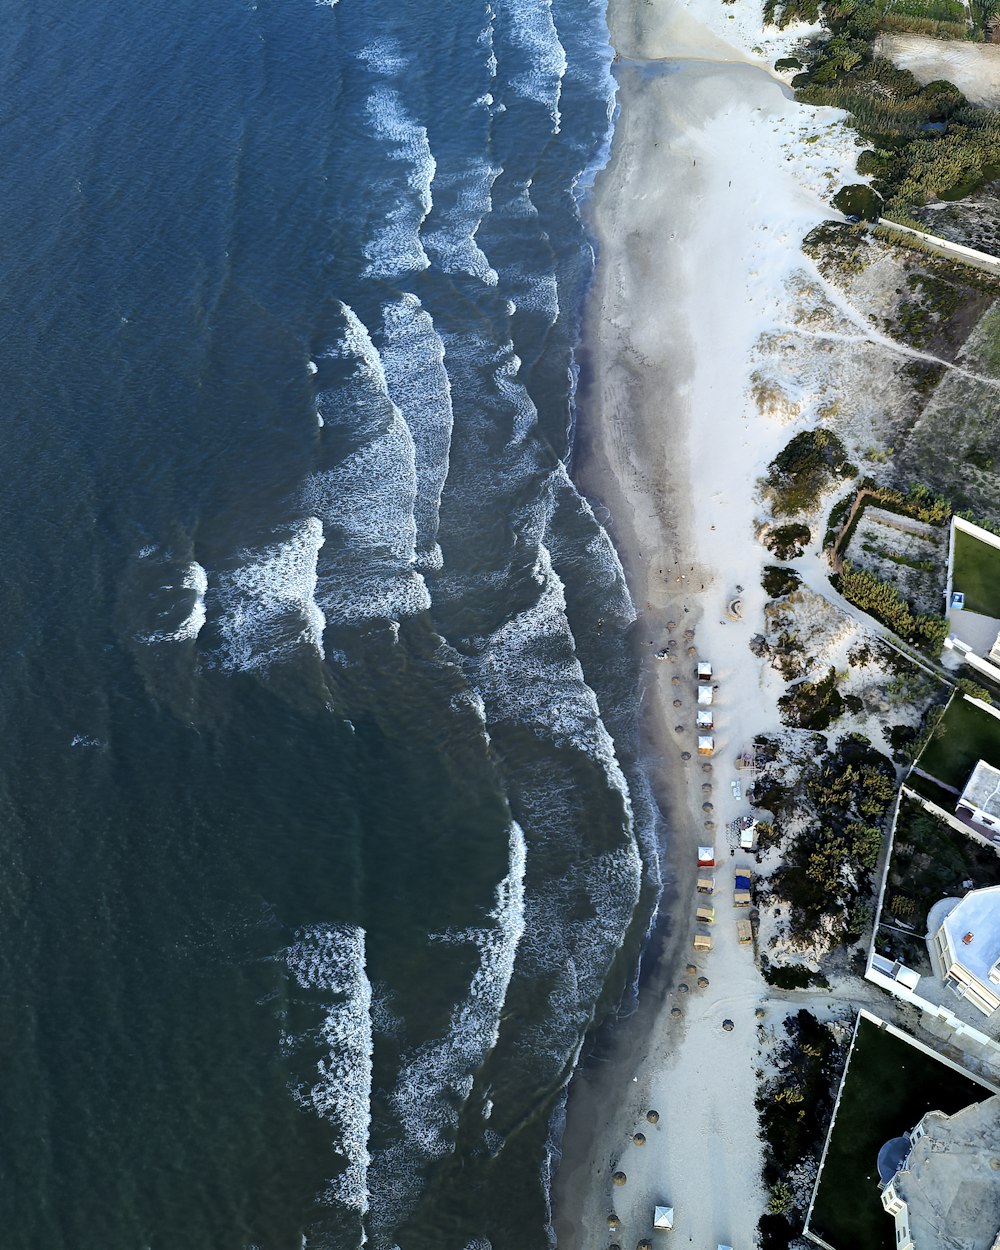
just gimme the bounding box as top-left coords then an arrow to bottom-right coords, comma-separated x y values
0,2 -> 659,1247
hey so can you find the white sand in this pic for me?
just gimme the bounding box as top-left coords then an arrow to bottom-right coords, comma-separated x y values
879,33 -> 1000,107
553,0 -> 872,1245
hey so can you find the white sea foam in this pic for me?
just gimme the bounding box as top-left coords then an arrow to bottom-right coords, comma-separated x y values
139,560 -> 209,645
137,544 -> 157,559
357,39 -> 408,75
480,4 -> 498,79
494,0 -> 567,132
369,823 -> 526,1234
511,271 -> 559,324
380,295 -> 453,566
211,518 -> 326,671
505,177 -> 539,220
423,159 -> 500,287
521,846 -> 641,1063
305,419 -> 417,561
175,562 -> 208,640
317,567 -> 431,627
471,544 -> 630,808
307,305 -> 431,626
307,360 -> 318,375
363,87 -> 435,278
70,734 -> 104,749
286,924 -> 372,1213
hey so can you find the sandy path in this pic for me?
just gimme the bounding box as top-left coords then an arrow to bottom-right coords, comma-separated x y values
552,0 -> 869,1245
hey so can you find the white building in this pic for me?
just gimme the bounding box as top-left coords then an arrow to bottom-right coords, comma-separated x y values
957,759 -> 1000,837
880,1096 -> 1000,1250
929,886 -> 1000,1017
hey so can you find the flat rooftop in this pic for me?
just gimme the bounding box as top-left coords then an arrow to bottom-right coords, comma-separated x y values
941,886 -> 1000,987
897,1096 -> 1000,1250
961,759 -> 1000,820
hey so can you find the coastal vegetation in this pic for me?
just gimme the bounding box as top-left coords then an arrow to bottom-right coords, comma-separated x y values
777,666 -> 845,729
834,562 -> 948,653
756,1009 -> 846,1250
762,565 -> 802,597
765,428 -> 855,516
764,522 -> 812,559
758,735 -> 896,941
766,0 -> 1000,220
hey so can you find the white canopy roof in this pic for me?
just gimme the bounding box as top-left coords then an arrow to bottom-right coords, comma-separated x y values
653,1206 -> 674,1229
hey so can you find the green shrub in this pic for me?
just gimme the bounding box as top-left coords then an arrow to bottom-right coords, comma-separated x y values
838,562 -> 948,654
762,565 -> 802,598
766,523 -> 812,560
767,428 -> 855,516
957,677 -> 993,704
778,667 -> 846,730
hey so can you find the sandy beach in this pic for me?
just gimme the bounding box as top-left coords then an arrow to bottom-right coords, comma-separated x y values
554,0 -> 868,1243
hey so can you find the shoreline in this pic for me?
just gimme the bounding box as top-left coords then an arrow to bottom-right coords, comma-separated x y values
554,0 -> 867,1242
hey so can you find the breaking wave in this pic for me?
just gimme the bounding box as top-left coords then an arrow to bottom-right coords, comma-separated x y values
423,158 -> 501,287
494,0 -> 567,133
362,87 -> 435,278
210,519 -> 326,671
139,560 -> 209,645
286,924 -> 373,1213
379,295 -> 453,570
307,304 -> 431,626
369,822 -> 526,1235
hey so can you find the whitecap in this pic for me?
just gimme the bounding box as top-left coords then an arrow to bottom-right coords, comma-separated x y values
494,0 -> 567,133
139,560 -> 209,645
306,305 -> 432,627
210,518 -> 326,671
362,88 -> 435,279
286,925 -> 372,1213
368,823 -> 526,1234
380,295 -> 453,566
357,39 -> 408,75
423,159 -> 501,287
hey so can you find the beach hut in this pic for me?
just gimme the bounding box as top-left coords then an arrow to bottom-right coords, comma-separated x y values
696,904 -> 715,925
739,817 -> 756,851
697,661 -> 712,680
697,846 -> 715,867
737,918 -> 752,945
697,735 -> 715,756
696,709 -> 713,729
697,684 -> 713,706
653,1206 -> 674,1230
734,873 -> 752,907
696,875 -> 715,895
693,928 -> 712,951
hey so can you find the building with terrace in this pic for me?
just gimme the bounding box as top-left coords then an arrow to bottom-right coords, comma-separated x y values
879,1095 -> 1000,1250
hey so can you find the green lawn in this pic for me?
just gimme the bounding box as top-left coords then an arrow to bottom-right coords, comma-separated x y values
952,526 -> 1000,618
809,1016 -> 991,1250
916,695 -> 1000,791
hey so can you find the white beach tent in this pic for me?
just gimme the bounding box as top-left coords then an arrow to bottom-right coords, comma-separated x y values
653,1206 -> 674,1230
